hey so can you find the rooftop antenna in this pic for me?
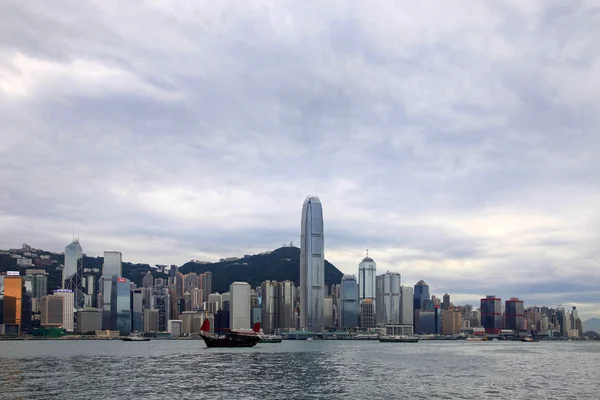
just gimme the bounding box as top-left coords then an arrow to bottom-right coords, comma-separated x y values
72,223 -> 75,241
77,224 -> 80,241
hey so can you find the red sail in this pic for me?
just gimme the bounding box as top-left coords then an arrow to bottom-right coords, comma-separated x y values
252,322 -> 260,333
201,319 -> 210,332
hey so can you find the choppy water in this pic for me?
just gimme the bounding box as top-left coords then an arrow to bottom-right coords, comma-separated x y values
0,340 -> 599,399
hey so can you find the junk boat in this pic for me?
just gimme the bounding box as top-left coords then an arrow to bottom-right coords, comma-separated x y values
259,334 -> 282,343
378,335 -> 419,343
200,320 -> 261,348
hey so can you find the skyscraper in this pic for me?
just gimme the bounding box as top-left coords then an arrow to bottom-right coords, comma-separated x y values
504,297 -> 524,331
64,240 -> 84,315
481,295 -> 502,334
277,281 -> 295,331
400,286 -> 414,326
376,272 -> 401,326
261,281 -> 277,334
40,295 -> 63,328
132,288 -> 145,332
102,251 -> 122,278
413,280 -> 430,311
3,274 -> 23,334
230,282 -> 251,330
142,271 -> 154,289
340,275 -> 359,329
358,254 -> 376,328
442,293 -> 450,310
53,289 -> 74,332
300,195 -> 325,332
358,255 -> 376,301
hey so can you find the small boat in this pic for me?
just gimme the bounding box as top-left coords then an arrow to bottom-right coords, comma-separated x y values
521,337 -> 539,342
378,335 -> 419,343
122,336 -> 151,342
306,337 -> 314,341
259,334 -> 282,343
200,320 -> 261,348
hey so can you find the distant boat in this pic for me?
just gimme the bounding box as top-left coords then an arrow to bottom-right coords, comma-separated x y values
122,335 -> 150,342
378,336 -> 419,343
306,337 -> 314,341
259,334 -> 282,343
521,337 -> 539,343
200,320 -> 261,348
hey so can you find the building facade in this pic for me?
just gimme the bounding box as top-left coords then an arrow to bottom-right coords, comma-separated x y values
230,282 -> 251,330
481,295 -> 503,334
3,275 -> 23,333
376,272 -> 401,326
41,295 -> 63,328
53,289 -> 74,332
76,308 -> 102,333
300,195 -> 325,332
102,251 -> 122,278
504,297 -> 525,331
340,275 -> 359,329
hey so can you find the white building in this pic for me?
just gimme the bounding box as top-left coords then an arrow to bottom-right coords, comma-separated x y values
229,282 -> 251,330
167,320 -> 183,337
102,251 -> 122,278
53,289 -> 75,332
300,195 -> 325,332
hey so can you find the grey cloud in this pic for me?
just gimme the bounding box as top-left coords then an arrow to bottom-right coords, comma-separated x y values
1,1 -> 600,317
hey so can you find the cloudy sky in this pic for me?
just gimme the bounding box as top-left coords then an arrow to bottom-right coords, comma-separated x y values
1,1 -> 599,317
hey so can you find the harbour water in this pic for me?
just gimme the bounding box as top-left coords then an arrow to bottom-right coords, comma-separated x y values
1,340 -> 599,399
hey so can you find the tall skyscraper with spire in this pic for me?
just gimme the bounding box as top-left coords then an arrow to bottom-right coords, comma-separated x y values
64,240 -> 84,315
300,195 -> 325,332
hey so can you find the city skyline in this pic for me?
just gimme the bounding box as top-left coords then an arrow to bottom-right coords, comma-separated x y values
1,1 -> 599,320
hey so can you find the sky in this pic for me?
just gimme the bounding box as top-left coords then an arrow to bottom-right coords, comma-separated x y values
1,1 -> 599,318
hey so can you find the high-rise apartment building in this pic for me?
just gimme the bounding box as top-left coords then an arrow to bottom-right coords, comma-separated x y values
199,272 -> 212,302
53,289 -> 74,332
300,195 -> 325,332
481,295 -> 502,334
25,269 -> 48,301
142,271 -> 154,289
230,282 -> 251,330
376,272 -> 401,326
340,275 -> 359,329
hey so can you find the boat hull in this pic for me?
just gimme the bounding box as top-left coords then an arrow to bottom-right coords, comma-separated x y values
121,337 -> 151,342
201,333 -> 260,348
379,336 -> 419,343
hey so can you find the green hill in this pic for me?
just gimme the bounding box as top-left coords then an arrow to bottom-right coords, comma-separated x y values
1,246 -> 343,295
179,246 -> 343,293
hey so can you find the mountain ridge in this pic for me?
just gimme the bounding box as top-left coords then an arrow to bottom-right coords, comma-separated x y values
0,246 -> 343,293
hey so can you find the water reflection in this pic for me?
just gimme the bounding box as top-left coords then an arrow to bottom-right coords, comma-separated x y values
0,358 -> 24,400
